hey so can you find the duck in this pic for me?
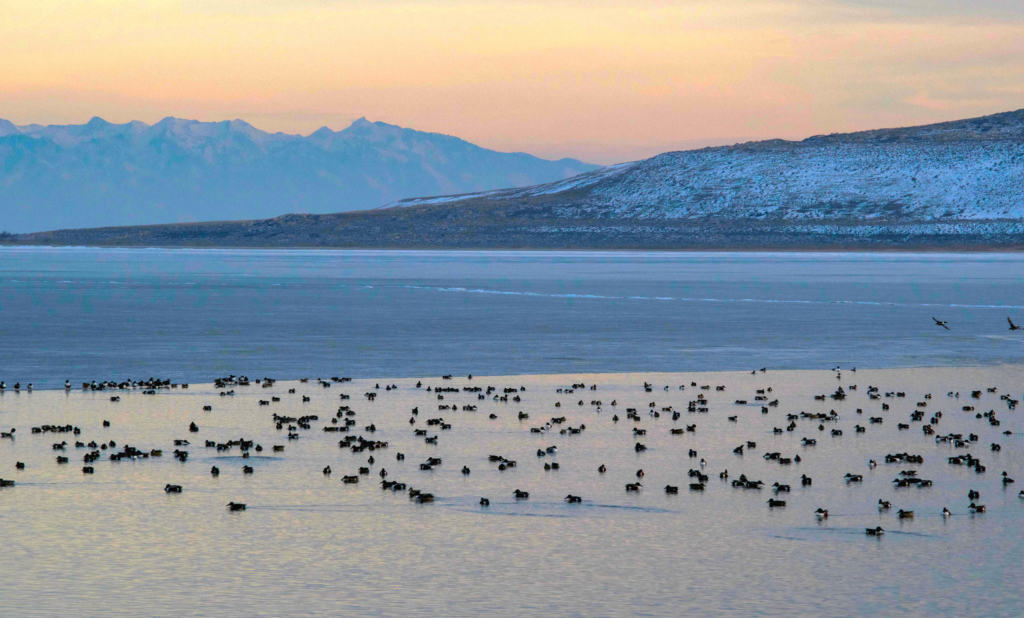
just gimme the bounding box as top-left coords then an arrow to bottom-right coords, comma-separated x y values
227,502 -> 246,511
513,489 -> 529,499
164,484 -> 183,494
942,507 -> 952,517
968,502 -> 986,513
564,494 -> 582,503
878,499 -> 892,511
767,498 -> 786,508
479,497 -> 490,506
210,466 -> 220,477
897,509 -> 914,519
865,526 -> 884,536
814,508 -> 829,519
664,485 -> 679,494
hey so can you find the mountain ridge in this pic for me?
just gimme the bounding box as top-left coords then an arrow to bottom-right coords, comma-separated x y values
0,116 -> 597,232
4,108 -> 1024,249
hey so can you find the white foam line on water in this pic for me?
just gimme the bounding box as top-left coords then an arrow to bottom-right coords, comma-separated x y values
397,284 -> 1024,310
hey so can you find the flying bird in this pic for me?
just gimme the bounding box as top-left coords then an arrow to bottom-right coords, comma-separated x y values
1009,317 -> 1021,331
932,317 -> 950,330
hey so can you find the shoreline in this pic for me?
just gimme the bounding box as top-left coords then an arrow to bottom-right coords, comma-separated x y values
4,243 -> 1024,253
8,362 -> 1023,394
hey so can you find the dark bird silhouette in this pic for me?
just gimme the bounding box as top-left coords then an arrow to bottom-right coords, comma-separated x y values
1008,317 -> 1021,331
932,317 -> 950,330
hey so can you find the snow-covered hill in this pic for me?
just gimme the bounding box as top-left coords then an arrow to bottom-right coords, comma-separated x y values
0,117 -> 596,232
6,109 -> 1024,250
396,108 -> 1024,223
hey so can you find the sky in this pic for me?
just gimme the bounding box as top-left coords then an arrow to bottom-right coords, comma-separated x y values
1,0 -> 1022,164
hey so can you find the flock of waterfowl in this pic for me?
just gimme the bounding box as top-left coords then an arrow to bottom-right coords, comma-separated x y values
1,364 -> 1021,538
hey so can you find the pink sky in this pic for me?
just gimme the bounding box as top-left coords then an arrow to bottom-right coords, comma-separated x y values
2,0 -> 1022,163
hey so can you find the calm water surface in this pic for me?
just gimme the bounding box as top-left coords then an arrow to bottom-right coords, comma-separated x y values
1,248 -> 1023,615
0,248 -> 1023,388
0,368 -> 1020,616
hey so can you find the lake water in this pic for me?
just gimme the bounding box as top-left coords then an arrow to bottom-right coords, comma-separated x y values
1,247 -> 1023,389
0,248 -> 1023,616
0,367 -> 1021,616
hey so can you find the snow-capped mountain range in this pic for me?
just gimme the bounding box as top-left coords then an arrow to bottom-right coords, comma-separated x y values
5,109 -> 1024,249
0,116 -> 596,232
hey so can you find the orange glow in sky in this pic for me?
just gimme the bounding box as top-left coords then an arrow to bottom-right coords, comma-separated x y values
2,0 -> 1022,163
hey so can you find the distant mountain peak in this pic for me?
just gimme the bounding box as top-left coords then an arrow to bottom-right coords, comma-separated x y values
0,114 -> 598,233
0,118 -> 19,137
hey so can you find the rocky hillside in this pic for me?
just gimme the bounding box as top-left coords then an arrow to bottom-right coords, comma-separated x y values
396,108 -> 1024,222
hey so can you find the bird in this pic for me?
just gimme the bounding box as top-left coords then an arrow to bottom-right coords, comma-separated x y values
932,317 -> 950,330
1009,317 -> 1021,331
